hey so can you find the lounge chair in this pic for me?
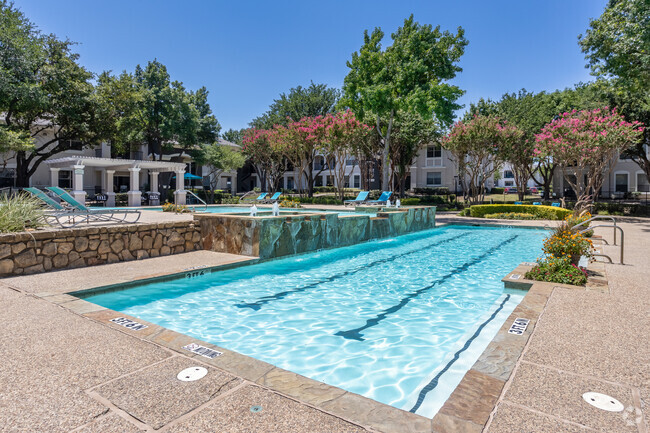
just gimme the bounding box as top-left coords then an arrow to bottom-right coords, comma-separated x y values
24,187 -> 66,211
514,201 -> 523,205
344,191 -> 369,206
533,202 -> 541,205
551,202 -> 561,207
366,191 -> 393,205
255,192 -> 268,202
264,192 -> 281,203
45,186 -> 140,226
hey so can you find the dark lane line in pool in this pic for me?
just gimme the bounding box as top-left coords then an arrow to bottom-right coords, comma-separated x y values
235,232 -> 473,311
334,235 -> 518,341
408,294 -> 511,413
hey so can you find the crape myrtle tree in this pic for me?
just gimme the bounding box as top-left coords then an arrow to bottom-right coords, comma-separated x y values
442,115 -> 524,204
535,107 -> 644,211
341,15 -> 467,191
0,1 -> 104,186
320,111 -> 372,200
281,116 -> 329,197
241,128 -> 287,193
579,0 -> 650,184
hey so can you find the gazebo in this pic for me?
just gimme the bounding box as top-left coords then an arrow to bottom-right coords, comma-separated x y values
44,156 -> 189,206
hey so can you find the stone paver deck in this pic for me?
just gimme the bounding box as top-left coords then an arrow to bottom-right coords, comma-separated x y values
1,212 -> 648,432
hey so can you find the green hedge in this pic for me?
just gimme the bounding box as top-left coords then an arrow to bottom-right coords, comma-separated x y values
468,204 -> 571,220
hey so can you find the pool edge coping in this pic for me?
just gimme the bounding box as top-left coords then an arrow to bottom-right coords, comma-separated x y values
39,227 -> 605,433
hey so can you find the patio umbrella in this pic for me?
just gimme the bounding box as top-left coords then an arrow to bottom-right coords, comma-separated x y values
172,173 -> 203,180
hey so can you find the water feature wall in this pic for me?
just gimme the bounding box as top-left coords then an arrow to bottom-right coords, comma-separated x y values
195,207 -> 436,259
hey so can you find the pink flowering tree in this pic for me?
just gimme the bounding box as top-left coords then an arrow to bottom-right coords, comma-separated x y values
242,128 -> 287,193
320,111 -> 372,200
442,115 -> 524,204
535,107 -> 644,210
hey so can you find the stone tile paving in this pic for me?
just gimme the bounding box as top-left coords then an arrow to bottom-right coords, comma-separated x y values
479,216 -> 650,433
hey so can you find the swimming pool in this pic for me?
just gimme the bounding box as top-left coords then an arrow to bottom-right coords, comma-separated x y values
83,225 -> 545,417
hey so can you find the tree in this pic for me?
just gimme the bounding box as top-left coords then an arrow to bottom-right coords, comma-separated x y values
389,112 -> 439,197
579,0 -> 650,184
320,111 -> 372,200
96,60 -> 220,160
0,1 -> 103,186
195,143 -> 245,203
241,128 -> 286,193
442,115 -> 524,204
222,128 -> 244,145
342,15 -> 467,191
535,107 -> 644,210
0,128 -> 32,167
250,82 -> 339,129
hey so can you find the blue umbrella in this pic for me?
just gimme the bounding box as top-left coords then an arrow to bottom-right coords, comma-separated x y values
172,173 -> 203,180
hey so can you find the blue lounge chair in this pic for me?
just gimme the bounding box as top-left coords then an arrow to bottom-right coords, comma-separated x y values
533,202 -> 541,205
46,186 -> 140,226
344,191 -> 369,206
255,192 -> 268,202
264,192 -> 281,203
551,202 -> 561,207
24,187 -> 66,211
366,191 -> 392,205
514,201 -> 523,205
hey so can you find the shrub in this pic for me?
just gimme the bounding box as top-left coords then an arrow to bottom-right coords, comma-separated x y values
525,256 -> 587,286
0,193 -> 45,233
400,198 -> 421,206
543,226 -> 592,261
296,196 -> 344,205
491,187 -> 505,194
468,204 -> 571,220
483,212 -> 538,220
413,187 -> 449,195
279,198 -> 301,208
161,202 -> 191,213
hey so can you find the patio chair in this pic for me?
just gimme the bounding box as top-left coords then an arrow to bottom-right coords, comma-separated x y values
366,191 -> 393,205
24,187 -> 66,211
344,191 -> 369,206
551,202 -> 561,207
45,186 -> 141,227
533,202 -> 541,205
255,192 -> 268,202
514,201 -> 523,205
264,192 -> 282,203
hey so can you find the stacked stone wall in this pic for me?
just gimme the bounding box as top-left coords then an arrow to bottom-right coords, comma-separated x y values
0,222 -> 201,277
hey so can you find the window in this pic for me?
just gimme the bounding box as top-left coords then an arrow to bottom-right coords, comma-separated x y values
353,175 -> 360,189
426,172 -> 442,186
504,170 -> 514,179
636,173 -> 649,192
505,180 -> 514,186
346,158 -> 357,166
427,145 -> 442,158
58,170 -> 72,188
315,176 -> 323,187
287,177 -> 294,190
225,176 -> 232,185
615,173 -> 628,193
344,175 -> 350,188
61,139 -> 83,151
326,175 -> 334,186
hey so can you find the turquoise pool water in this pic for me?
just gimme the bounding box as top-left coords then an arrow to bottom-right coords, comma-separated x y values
83,225 -> 545,417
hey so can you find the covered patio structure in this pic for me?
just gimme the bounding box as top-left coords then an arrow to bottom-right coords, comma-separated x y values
44,157 -> 188,207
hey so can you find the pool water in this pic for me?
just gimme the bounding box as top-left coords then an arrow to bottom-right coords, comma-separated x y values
83,225 -> 545,417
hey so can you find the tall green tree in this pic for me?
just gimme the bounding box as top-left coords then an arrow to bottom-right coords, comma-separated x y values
222,128 -> 244,145
97,60 -> 220,160
0,1 -> 103,186
341,15 -> 468,191
194,143 -> 245,203
579,0 -> 650,183
250,82 -> 339,129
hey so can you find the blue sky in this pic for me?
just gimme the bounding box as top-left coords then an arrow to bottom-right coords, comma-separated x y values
17,0 -> 607,132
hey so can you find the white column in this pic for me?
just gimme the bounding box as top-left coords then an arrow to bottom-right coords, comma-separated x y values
49,168 -> 60,187
105,170 -> 115,207
410,165 -> 418,191
127,167 -> 142,207
71,164 -> 86,204
174,169 -> 187,205
148,171 -> 160,205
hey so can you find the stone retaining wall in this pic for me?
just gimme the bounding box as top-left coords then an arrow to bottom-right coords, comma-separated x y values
196,207 -> 436,259
0,222 -> 201,277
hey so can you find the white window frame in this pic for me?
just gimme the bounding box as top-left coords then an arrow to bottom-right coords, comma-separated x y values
614,171 -> 629,193
426,171 -> 442,186
425,145 -> 443,167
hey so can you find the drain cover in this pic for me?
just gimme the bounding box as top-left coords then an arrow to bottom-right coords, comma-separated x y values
250,405 -> 263,413
177,366 -> 208,382
582,392 -> 624,412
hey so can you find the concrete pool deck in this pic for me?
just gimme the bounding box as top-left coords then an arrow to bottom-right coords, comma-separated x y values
0,213 -> 648,432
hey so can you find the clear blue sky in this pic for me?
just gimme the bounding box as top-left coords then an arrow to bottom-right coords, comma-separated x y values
17,0 -> 608,132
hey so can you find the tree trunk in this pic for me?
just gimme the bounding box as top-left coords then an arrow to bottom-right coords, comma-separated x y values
379,112 -> 394,192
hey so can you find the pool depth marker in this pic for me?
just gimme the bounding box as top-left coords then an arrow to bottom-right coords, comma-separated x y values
234,232 -> 472,311
334,235 -> 519,341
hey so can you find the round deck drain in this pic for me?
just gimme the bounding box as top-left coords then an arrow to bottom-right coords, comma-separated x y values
177,367 -> 208,382
582,392 -> 624,412
250,405 -> 263,413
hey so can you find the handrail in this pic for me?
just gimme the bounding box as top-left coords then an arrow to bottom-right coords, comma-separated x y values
179,190 -> 207,212
238,191 -> 258,203
579,224 -> 624,264
572,215 -> 618,245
